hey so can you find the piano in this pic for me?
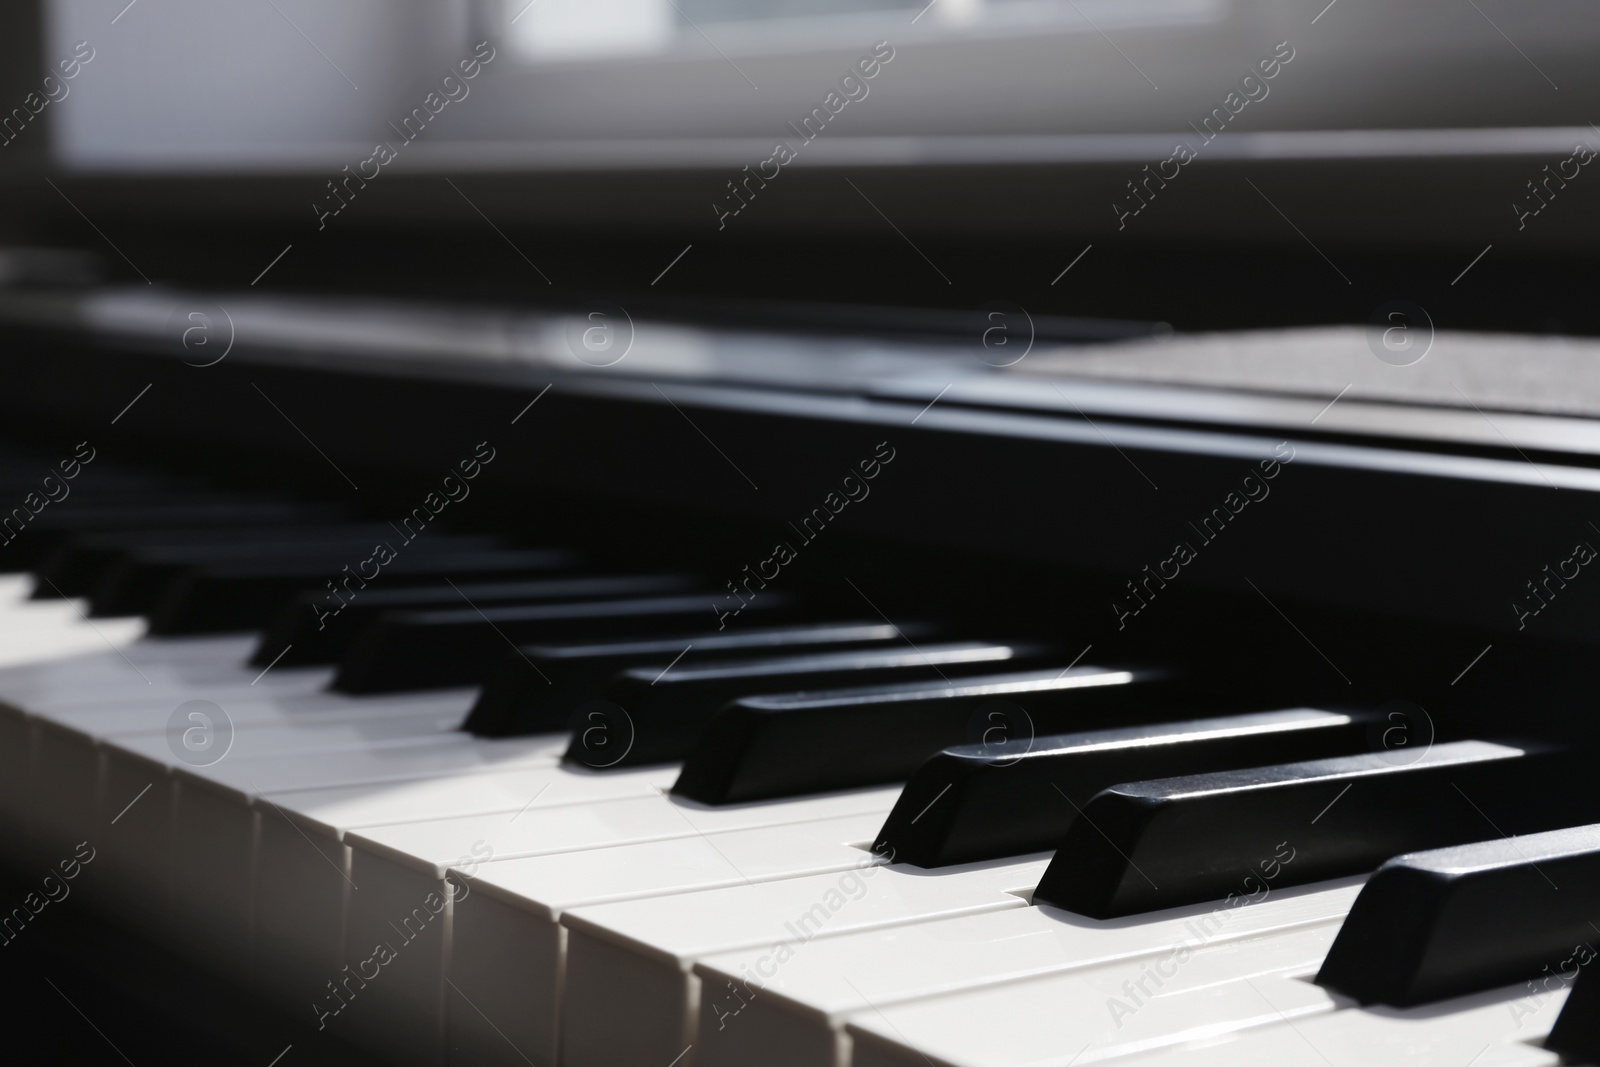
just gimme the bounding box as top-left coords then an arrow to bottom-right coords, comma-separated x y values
4,1 -> 1600,1065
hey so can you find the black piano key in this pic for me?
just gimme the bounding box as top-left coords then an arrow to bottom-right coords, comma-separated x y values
10,499 -> 343,567
1547,970 -> 1600,1065
9,481 -> 244,578
569,641 -> 1055,769
332,593 -> 795,694
144,546 -> 574,634
88,530 -> 511,618
1030,740 -> 1598,918
464,620 -> 928,737
36,522 -> 452,598
249,572 -> 704,667
1314,823 -> 1600,1006
88,532 -> 506,616
877,707 -> 1375,868
670,665 -> 1177,804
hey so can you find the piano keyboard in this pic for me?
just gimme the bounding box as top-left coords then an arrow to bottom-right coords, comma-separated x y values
0,457 -> 1591,1067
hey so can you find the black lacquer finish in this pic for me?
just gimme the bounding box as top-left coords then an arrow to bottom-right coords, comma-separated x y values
1547,969 -> 1600,1065
12,500 -> 339,568
37,521 -> 397,598
568,641 -> 1051,769
89,533 -> 506,618
1315,823 -> 1600,1006
1032,741 -> 1600,918
877,708 -> 1374,868
251,573 -> 701,667
332,593 -> 795,693
145,546 -> 574,635
463,621 -> 922,737
671,665 -> 1174,804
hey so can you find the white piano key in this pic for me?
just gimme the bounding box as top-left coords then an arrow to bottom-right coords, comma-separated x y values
94,727 -> 566,938
27,687 -> 481,800
0,574 -> 36,600
7,644 -> 320,684
1095,985 -> 1566,1067
23,685 -> 484,907
0,621 -> 331,870
559,854 -> 1049,1067
71,682 -> 471,738
28,718 -> 117,868
839,925 -> 1342,1067
23,670 -> 336,713
1,637 -> 335,858
448,811 -> 888,1067
23,599 -> 98,626
192,735 -> 572,796
134,709 -> 468,754
0,599 -> 89,625
0,635 -> 315,701
21,683 -> 318,716
340,787 -> 902,1067
253,761 -> 681,1011
0,613 -> 144,668
156,739 -> 569,940
0,608 -> 148,850
29,700 -> 476,895
691,877 -> 1365,1067
161,712 -> 493,965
